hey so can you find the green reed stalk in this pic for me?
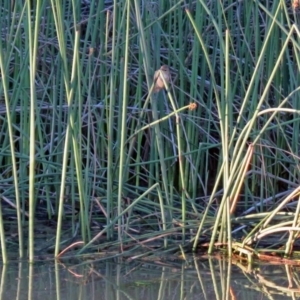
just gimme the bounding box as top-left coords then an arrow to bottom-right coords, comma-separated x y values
50,0 -> 68,256
151,95 -> 171,205
161,74 -> 188,240
50,0 -> 84,255
117,0 -> 131,243
0,34 -> 23,261
0,201 -> 7,263
133,0 -> 155,85
224,30 -> 232,256
27,0 -> 42,262
71,28 -> 90,242
106,0 -> 118,240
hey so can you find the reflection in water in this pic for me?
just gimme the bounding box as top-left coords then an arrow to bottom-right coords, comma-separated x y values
0,256 -> 299,299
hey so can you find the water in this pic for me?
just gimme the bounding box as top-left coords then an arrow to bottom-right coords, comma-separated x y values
0,255 -> 296,299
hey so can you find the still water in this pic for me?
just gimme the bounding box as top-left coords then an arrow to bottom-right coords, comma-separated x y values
0,255 -> 299,299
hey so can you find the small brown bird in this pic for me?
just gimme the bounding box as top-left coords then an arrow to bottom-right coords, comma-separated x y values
153,65 -> 171,93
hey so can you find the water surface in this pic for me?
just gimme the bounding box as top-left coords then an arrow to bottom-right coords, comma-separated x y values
1,255 -> 298,299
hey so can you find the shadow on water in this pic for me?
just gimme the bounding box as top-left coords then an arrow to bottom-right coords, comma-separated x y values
1,255 -> 299,299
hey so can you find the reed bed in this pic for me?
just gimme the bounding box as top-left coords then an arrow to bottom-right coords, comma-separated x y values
0,0 -> 300,263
